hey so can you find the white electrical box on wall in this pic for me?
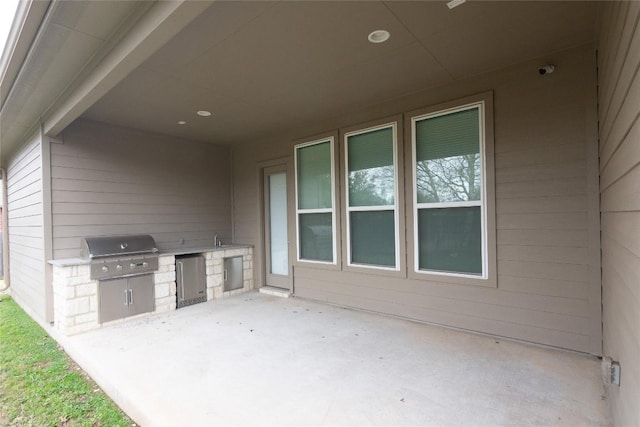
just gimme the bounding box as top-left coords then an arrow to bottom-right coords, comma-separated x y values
602,357 -> 621,386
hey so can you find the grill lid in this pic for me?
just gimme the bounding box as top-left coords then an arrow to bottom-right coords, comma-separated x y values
81,234 -> 158,259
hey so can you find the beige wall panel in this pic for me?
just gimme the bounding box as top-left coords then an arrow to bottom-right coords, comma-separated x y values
498,260 -> 588,283
7,160 -> 41,190
6,192 -> 41,211
295,271 -> 590,335
596,2 -> 618,78
600,164 -> 640,212
497,228 -> 587,248
496,162 -> 585,184
7,170 -> 42,196
496,178 -> 586,199
601,267 -> 640,427
600,117 -> 640,189
6,143 -> 40,179
6,181 -> 43,204
496,213 -> 586,230
599,9 -> 640,139
495,144 -> 585,168
497,245 -> 587,265
295,279 -> 590,352
232,45 -> 601,354
598,3 -> 640,425
293,265 -> 588,314
601,235 -> 640,304
494,113 -> 586,155
6,132 -> 47,324
496,195 -> 587,214
598,1 -> 638,120
51,119 -> 232,257
600,69 -> 640,165
601,212 -> 640,256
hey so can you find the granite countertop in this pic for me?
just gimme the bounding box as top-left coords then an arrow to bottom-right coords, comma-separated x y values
48,258 -> 91,267
48,244 -> 253,266
162,244 -> 252,257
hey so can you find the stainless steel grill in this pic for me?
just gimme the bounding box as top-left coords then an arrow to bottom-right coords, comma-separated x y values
81,234 -> 159,280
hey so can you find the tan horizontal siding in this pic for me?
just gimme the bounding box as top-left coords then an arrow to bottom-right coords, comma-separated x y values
600,117 -> 640,190
496,213 -> 587,230
597,2 -> 640,426
496,195 -> 587,214
51,120 -> 232,257
6,132 -> 47,323
600,164 -> 640,212
497,229 -> 587,247
233,46 -> 601,355
495,162 -> 586,184
497,245 -> 587,265
295,277 -> 591,353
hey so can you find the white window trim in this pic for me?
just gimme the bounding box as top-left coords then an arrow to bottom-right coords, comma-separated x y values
344,122 -> 400,271
294,137 -> 337,265
411,101 -> 488,280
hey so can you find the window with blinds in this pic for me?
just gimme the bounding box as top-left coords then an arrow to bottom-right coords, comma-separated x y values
295,138 -> 336,263
345,124 -> 398,269
412,103 -> 486,276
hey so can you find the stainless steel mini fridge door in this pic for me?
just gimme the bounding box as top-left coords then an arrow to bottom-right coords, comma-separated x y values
176,255 -> 206,306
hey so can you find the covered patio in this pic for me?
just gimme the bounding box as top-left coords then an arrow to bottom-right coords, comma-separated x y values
54,292 -> 611,426
1,1 -> 638,425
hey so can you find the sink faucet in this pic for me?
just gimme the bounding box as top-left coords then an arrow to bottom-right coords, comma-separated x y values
214,233 -> 221,247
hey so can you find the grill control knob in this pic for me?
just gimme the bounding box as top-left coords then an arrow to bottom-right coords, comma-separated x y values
130,263 -> 136,269
101,266 -> 109,272
116,264 -> 123,271
142,262 -> 148,268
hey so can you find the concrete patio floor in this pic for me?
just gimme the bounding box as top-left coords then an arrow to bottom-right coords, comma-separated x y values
54,292 -> 612,426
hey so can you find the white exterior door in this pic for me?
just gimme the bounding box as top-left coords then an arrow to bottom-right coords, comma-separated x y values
264,166 -> 290,289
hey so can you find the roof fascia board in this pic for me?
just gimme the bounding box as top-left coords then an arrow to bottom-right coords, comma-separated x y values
43,0 -> 212,138
0,0 -> 51,109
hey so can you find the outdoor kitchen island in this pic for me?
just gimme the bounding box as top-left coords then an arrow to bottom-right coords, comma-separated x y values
49,245 -> 253,335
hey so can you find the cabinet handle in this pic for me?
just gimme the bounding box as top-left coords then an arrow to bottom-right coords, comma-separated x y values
129,289 -> 134,305
224,269 -> 228,282
124,289 -> 129,306
178,261 -> 185,300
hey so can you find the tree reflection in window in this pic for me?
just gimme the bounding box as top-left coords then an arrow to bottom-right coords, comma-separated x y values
416,153 -> 480,203
348,166 -> 394,206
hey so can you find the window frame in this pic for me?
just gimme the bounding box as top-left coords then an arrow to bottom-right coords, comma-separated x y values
294,135 -> 339,267
344,121 -> 400,271
406,92 -> 496,287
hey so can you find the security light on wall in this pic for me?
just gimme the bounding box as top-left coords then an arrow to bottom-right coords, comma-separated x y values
538,65 -> 555,75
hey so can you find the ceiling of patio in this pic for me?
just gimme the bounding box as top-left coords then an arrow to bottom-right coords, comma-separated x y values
81,1 -> 598,145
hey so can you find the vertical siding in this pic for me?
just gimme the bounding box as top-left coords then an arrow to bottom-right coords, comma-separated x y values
233,44 -> 602,354
52,119 -> 232,258
598,3 -> 640,426
6,131 -> 47,323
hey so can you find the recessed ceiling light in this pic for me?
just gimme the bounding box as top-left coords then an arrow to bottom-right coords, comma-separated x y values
177,121 -> 186,125
447,0 -> 466,10
368,30 -> 390,44
197,110 -> 212,117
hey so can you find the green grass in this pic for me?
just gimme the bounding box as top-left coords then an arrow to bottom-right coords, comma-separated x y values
0,294 -> 135,426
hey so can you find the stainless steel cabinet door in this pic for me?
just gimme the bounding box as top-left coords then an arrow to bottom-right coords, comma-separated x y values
177,256 -> 206,303
127,275 -> 155,317
223,256 -> 243,291
99,278 -> 128,323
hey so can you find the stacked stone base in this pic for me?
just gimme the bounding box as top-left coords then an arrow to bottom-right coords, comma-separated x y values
51,247 -> 253,335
